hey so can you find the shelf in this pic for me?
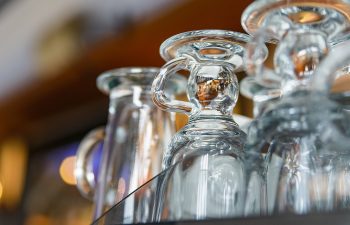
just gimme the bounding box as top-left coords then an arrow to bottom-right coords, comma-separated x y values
92,170 -> 350,225
93,211 -> 350,225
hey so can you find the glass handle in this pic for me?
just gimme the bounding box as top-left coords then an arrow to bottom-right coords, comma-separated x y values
75,127 -> 105,200
245,28 -> 281,88
152,56 -> 193,115
245,14 -> 293,88
312,44 -> 350,93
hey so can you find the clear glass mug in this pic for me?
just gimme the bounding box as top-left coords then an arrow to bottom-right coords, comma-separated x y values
240,0 -> 350,117
151,30 -> 265,221
244,68 -> 350,215
311,41 -> 350,210
74,67 -> 185,219
244,95 -> 349,214
240,0 -> 350,214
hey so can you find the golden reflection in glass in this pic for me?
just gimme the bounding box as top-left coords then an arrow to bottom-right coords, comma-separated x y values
59,156 -> 77,186
288,11 -> 324,24
175,93 -> 189,130
199,48 -> 227,56
331,73 -> 350,93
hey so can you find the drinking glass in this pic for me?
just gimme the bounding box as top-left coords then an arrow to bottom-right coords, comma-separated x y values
151,30 -> 265,221
243,37 -> 350,213
311,41 -> 350,210
75,67 -> 185,219
240,0 -> 350,116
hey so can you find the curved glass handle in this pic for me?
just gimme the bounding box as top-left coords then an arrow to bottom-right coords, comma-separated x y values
75,127 -> 105,200
245,15 -> 292,88
312,43 -> 350,93
245,29 -> 281,88
152,56 -> 194,115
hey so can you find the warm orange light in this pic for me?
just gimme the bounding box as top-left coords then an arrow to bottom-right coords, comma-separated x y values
331,74 -> 350,93
25,214 -> 53,225
0,181 -> 3,200
0,138 -> 28,209
288,11 -> 324,24
59,156 -> 77,185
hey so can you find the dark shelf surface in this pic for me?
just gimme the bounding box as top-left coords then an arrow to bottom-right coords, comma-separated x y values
94,210 -> 350,225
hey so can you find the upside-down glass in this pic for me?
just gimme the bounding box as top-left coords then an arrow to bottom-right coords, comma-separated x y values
240,0 -> 350,117
239,0 -> 350,214
243,39 -> 350,214
150,30 -> 266,222
74,67 -> 185,220
311,41 -> 350,209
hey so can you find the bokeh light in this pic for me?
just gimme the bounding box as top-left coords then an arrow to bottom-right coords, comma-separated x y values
0,181 -> 3,200
25,214 -> 53,225
0,138 -> 28,209
59,156 -> 77,185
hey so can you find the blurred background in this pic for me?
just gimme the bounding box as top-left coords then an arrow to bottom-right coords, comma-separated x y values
0,0 -> 255,224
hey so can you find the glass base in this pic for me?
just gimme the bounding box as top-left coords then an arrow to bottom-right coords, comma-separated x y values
241,0 -> 350,42
159,30 -> 251,71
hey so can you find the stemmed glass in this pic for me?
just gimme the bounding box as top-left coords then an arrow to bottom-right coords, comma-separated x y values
240,0 -> 350,215
310,41 -> 350,209
151,30 -> 265,221
240,0 -> 350,116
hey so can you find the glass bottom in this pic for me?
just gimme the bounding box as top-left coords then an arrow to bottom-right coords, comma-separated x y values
159,30 -> 251,71
241,0 -> 350,42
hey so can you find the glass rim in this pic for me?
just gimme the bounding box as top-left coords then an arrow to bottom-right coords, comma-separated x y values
97,67 -> 160,94
97,67 -> 187,95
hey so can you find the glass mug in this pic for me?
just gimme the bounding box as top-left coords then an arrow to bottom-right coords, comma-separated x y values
74,67 -> 186,219
240,0 -> 350,117
312,40 -> 350,210
91,28 -> 264,223
151,30 -> 265,221
240,0 -> 350,215
244,77 -> 350,215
